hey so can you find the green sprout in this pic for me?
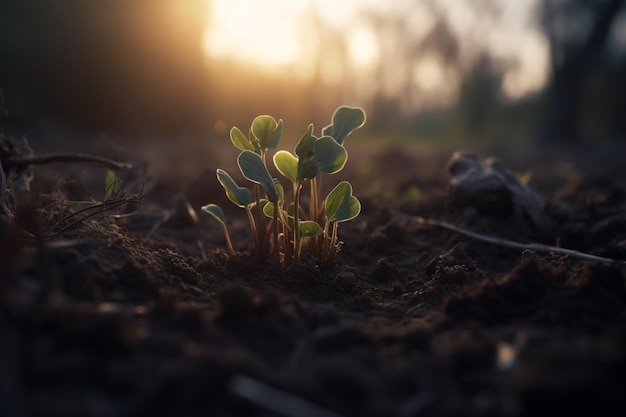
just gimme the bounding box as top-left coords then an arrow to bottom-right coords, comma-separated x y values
104,170 -> 123,201
202,106 -> 365,266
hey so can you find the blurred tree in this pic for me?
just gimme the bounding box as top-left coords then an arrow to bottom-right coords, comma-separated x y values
539,0 -> 625,142
454,54 -> 506,140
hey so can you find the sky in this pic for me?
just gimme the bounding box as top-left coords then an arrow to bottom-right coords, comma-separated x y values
203,0 -> 549,102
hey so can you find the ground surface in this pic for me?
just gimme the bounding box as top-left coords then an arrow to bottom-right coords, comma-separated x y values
1,133 -> 625,417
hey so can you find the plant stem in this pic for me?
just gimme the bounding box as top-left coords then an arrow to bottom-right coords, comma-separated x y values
245,206 -> 258,254
321,221 -> 330,263
321,221 -> 339,265
222,225 -> 236,255
293,182 -> 302,263
272,208 -> 279,265
309,177 -> 318,221
253,184 -> 267,259
278,205 -> 292,264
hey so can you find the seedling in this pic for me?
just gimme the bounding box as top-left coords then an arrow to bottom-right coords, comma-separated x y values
202,106 -> 365,266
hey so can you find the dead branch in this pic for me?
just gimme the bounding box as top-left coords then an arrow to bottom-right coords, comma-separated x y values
402,214 -> 626,265
3,153 -> 132,171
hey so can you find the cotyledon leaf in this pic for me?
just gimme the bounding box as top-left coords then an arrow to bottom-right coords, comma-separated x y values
273,150 -> 299,184
322,106 -> 366,144
230,126 -> 255,152
299,220 -> 323,237
251,115 -> 282,150
201,204 -> 226,226
237,150 -> 279,203
216,169 -> 252,208
312,136 -> 347,174
325,181 -> 361,223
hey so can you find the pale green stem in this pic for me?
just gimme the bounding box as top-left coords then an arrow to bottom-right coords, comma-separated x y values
222,224 -> 236,255
310,177 -> 318,221
253,184 -> 268,259
245,205 -> 258,253
293,182 -> 303,263
272,207 -> 279,265
322,220 -> 330,263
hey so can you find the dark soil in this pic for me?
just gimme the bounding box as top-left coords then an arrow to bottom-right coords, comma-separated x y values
1,134 -> 626,417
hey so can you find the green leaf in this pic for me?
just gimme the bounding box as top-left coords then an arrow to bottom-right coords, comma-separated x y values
313,136 -> 347,174
230,126 -> 255,151
295,124 -> 315,159
202,204 -> 226,226
251,115 -> 282,150
262,201 -> 295,220
273,150 -> 298,184
250,198 -> 268,210
217,169 -> 252,208
104,170 -> 123,200
325,181 -> 361,223
237,150 -> 279,203
298,159 -> 318,181
299,220 -> 323,237
294,124 -> 322,180
322,106 -> 366,144
262,201 -> 275,218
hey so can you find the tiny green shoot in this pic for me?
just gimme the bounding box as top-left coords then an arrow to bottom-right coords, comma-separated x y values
201,204 -> 235,255
104,170 -> 123,201
203,106 -> 366,266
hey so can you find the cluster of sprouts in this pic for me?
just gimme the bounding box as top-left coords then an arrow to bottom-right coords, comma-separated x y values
202,106 -> 365,266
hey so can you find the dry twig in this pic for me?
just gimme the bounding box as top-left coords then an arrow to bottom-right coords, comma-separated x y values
403,214 -> 626,265
3,153 -> 132,171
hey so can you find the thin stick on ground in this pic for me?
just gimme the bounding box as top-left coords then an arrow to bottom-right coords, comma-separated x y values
403,214 -> 626,265
230,375 -> 345,417
3,153 -> 132,171
52,194 -> 145,235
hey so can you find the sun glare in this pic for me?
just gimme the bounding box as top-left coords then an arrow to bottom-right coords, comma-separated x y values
203,0 -> 549,101
203,0 -> 381,73
203,1 -> 302,69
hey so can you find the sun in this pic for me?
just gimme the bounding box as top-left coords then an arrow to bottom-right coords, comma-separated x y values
203,0 -> 304,70
202,0 -> 380,74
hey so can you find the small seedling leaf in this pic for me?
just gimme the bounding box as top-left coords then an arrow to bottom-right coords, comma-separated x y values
325,181 -> 361,223
238,150 -> 279,203
298,159 -> 318,181
249,198 -> 268,209
299,220 -> 323,237
262,201 -> 275,218
202,204 -> 226,226
295,124 -> 315,159
263,201 -> 295,220
230,126 -> 255,151
273,150 -> 299,184
104,170 -> 123,200
251,115 -> 282,150
217,169 -> 252,207
313,136 -> 347,174
323,106 -> 366,144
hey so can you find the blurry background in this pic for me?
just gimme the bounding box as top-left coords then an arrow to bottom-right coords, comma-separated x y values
1,0 -> 625,146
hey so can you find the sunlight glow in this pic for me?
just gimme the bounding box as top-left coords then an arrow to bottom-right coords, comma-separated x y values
347,25 -> 379,70
413,57 -> 444,91
204,1 -> 303,69
203,0 -> 381,72
203,0 -> 549,102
